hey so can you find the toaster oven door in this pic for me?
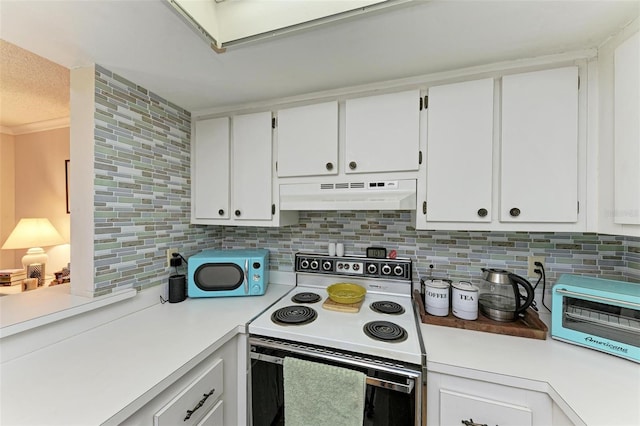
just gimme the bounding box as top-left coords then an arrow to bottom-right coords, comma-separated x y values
558,290 -> 640,347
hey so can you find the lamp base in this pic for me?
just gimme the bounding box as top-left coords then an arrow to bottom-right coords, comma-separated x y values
22,247 -> 48,287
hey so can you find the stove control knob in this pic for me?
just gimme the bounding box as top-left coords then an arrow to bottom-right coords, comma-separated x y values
367,263 -> 377,274
322,261 -> 332,271
344,264 -> 350,270
300,259 -> 309,269
393,265 -> 404,276
310,260 -> 319,270
337,263 -> 344,270
381,264 -> 392,275
352,263 -> 360,271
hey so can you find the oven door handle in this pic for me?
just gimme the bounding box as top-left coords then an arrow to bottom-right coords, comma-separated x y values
250,352 -> 415,394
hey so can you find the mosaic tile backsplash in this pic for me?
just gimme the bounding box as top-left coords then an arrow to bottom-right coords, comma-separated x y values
222,211 -> 640,287
89,66 -> 639,297
92,65 -> 220,295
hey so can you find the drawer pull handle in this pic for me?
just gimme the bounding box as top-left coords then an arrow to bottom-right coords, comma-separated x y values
184,389 -> 215,421
461,419 -> 488,426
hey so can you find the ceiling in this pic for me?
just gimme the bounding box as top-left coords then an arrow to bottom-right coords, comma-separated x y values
0,0 -> 638,128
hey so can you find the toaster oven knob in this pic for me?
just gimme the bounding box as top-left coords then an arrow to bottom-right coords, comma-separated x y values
381,264 -> 391,275
322,261 -> 332,271
310,260 -> 319,270
300,259 -> 310,269
367,263 -> 377,274
393,265 -> 404,276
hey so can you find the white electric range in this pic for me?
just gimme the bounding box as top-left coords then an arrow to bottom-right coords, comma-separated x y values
248,252 -> 424,365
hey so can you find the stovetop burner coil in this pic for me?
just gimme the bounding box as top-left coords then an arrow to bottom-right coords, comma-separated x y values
271,305 -> 318,326
370,301 -> 405,315
363,321 -> 408,343
291,292 -> 322,304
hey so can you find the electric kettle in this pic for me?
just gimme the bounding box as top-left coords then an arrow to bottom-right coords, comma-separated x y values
478,268 -> 535,321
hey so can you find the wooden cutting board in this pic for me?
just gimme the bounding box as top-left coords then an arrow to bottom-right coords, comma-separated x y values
322,297 -> 364,313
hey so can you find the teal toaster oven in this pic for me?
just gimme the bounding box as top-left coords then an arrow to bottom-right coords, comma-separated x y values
552,274 -> 640,363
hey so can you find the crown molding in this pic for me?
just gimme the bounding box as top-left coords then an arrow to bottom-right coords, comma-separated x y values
0,117 -> 70,136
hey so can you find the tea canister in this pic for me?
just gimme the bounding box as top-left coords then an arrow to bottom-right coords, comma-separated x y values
422,279 -> 451,316
452,281 -> 479,320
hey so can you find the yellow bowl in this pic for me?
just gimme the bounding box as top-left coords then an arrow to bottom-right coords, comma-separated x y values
327,283 -> 366,304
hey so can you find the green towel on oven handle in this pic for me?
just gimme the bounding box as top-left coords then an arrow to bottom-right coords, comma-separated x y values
283,356 -> 366,426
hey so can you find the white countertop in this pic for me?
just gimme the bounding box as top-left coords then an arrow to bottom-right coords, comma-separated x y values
420,320 -> 640,426
0,283 -> 293,426
2,283 -> 638,426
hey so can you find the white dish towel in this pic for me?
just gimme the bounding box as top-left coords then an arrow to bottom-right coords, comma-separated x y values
283,356 -> 366,426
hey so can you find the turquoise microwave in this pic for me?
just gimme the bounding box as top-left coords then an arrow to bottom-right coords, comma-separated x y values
551,274 -> 640,363
188,249 -> 269,298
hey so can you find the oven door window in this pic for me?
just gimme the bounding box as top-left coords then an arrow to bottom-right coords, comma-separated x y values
194,263 -> 244,291
563,296 -> 640,346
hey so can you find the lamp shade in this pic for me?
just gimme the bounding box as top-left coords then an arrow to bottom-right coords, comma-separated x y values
1,218 -> 66,250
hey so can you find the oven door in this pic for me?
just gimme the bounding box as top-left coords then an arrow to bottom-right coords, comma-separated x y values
249,336 -> 423,426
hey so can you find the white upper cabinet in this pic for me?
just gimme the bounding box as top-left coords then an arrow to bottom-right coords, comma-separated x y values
276,101 -> 338,177
192,112 -> 298,226
232,112 -> 273,221
614,32 -> 640,226
425,78 -> 494,222
345,90 -> 421,174
277,101 -> 338,177
500,66 -> 579,223
193,117 -> 230,221
416,66 -> 584,231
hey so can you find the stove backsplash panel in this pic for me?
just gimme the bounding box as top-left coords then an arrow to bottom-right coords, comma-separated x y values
221,211 -> 640,286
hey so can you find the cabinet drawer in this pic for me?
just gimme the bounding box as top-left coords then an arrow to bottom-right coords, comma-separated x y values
196,399 -> 224,426
440,389 -> 532,426
154,359 -> 223,426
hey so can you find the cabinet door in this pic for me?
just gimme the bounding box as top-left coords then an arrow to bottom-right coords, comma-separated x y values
426,78 -> 494,222
614,32 -> 640,225
345,89 -> 420,174
277,101 -> 338,177
501,67 -> 579,223
193,118 -> 230,220
196,400 -> 223,426
232,112 -> 273,221
440,389 -> 533,426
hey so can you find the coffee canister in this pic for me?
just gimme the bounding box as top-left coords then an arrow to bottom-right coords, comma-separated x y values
451,281 -> 479,320
423,279 -> 451,316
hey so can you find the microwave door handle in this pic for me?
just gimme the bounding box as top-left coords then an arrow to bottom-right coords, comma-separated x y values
244,259 -> 249,294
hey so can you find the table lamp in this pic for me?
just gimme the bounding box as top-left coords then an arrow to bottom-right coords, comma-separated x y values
1,218 -> 66,286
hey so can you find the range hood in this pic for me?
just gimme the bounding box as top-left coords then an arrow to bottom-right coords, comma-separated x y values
280,179 -> 416,211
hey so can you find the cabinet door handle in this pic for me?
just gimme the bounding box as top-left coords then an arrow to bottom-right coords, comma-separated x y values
326,162 -> 334,171
509,207 -> 521,217
477,208 -> 488,217
461,419 -> 488,426
349,161 -> 357,170
218,209 -> 224,216
235,209 -> 241,217
184,388 -> 215,421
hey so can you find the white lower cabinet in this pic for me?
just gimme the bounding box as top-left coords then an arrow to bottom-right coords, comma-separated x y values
427,372 -> 553,426
121,336 -> 240,426
153,359 -> 223,426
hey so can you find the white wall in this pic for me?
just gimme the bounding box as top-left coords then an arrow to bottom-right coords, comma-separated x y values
0,132 -> 17,268
2,127 -> 70,274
